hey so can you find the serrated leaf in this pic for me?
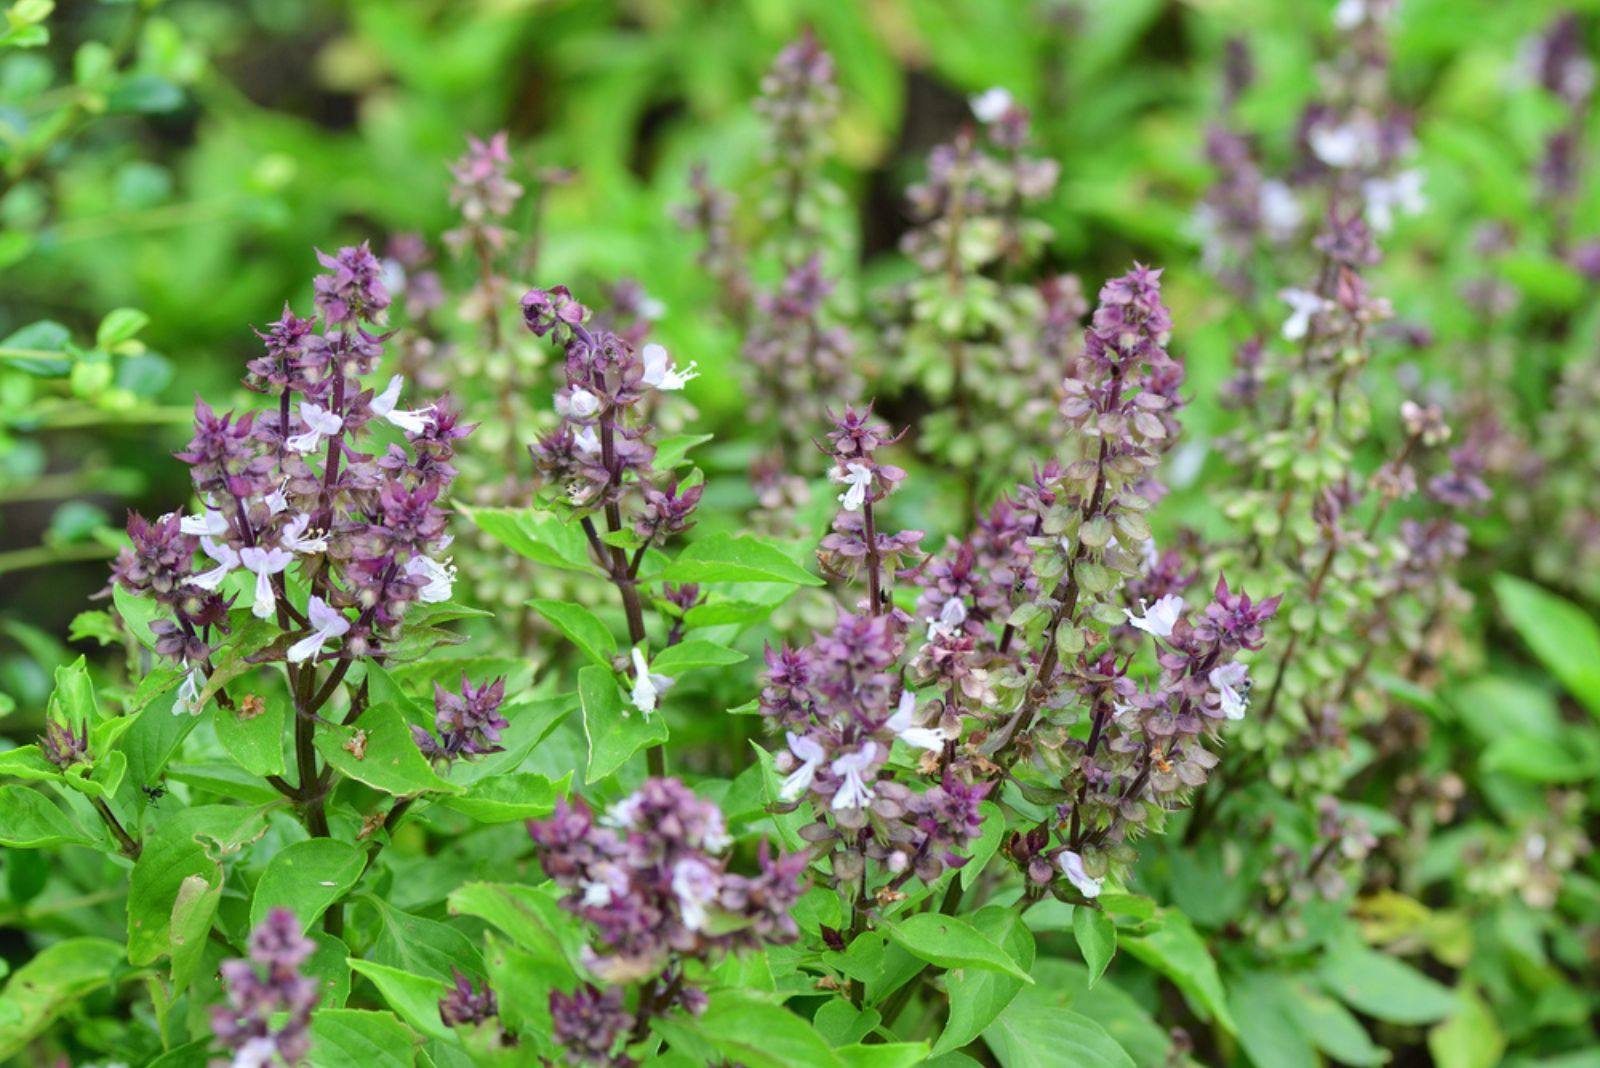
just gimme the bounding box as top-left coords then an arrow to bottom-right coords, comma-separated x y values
883,912 -> 1033,983
650,638 -> 747,673
1073,907 -> 1117,988
658,532 -> 824,586
250,839 -> 365,931
579,663 -> 666,783
315,701 -> 462,797
528,599 -> 616,667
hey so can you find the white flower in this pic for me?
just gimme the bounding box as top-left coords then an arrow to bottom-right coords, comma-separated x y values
1278,287 -> 1328,342
580,861 -> 627,907
567,388 -> 601,419
671,857 -> 721,931
285,402 -> 344,454
405,554 -> 455,603
286,595 -> 351,664
179,507 -> 229,537
970,87 -> 1015,123
1308,121 -> 1364,168
832,462 -> 873,511
574,425 -> 601,455
830,742 -> 878,811
265,481 -> 290,515
191,537 -> 239,592
628,646 -> 674,717
172,666 -> 207,717
239,545 -> 292,620
1058,850 -> 1103,898
1362,168 -> 1425,234
639,296 -> 667,321
1124,593 -> 1184,638
1332,0 -> 1365,29
231,1037 -> 281,1068
1209,662 -> 1251,720
926,597 -> 968,641
886,690 -> 949,752
640,343 -> 699,390
605,792 -> 644,829
370,374 -> 435,434
1258,180 -> 1303,240
779,732 -> 828,802
701,809 -> 732,853
279,513 -> 328,554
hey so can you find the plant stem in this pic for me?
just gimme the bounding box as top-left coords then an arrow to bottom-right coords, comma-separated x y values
91,797 -> 141,860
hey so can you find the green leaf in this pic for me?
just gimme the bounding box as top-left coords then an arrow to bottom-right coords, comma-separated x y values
46,656 -> 98,722
1481,728 -> 1600,783
316,701 -> 462,797
348,959 -> 451,1041
0,786 -> 92,848
681,989 -> 845,1067
1073,907 -> 1117,988
934,906 -> 1036,1057
658,532 -> 824,586
129,808 -> 265,966
650,638 -> 747,673
1428,985 -> 1504,1068
251,839 -> 366,931
654,432 -> 714,470
0,320 -> 70,375
214,686 -> 287,777
1316,939 -> 1456,1026
1121,910 -> 1235,1033
447,882 -> 581,968
436,772 -> 569,823
365,895 -> 482,981
683,600 -> 777,629
981,980 -> 1134,1068
1230,971 -> 1319,1068
169,872 -> 222,992
96,307 -> 150,348
579,663 -> 666,783
838,1042 -> 932,1067
0,938 -> 123,1060
1493,574 -> 1600,719
528,599 -> 616,667
457,505 -> 600,575
1286,981 -> 1389,1067
882,912 -> 1034,984
308,1009 -> 419,1068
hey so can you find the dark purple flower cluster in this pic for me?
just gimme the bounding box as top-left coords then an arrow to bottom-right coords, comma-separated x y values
412,674 -> 509,763
39,717 -> 89,769
109,245 -> 474,716
523,286 -> 699,516
211,908 -> 318,1067
527,778 -> 805,986
438,966 -> 500,1029
549,983 -> 636,1067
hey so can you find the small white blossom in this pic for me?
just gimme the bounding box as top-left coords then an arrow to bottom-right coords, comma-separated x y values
831,742 -> 878,811
886,690 -> 949,751
405,554 -> 455,603
265,481 -> 290,515
370,374 -> 434,434
1308,121 -> 1365,168
1209,662 -> 1251,720
231,1037 -> 281,1068
1059,850 -> 1103,898
1124,593 -> 1185,638
628,646 -> 674,717
926,597 -> 968,641
780,732 -> 828,802
970,87 -> 1015,123
1259,180 -> 1303,240
286,595 -> 351,664
179,507 -> 229,537
640,343 -> 699,390
239,545 -> 292,620
1278,287 -> 1329,342
832,462 -> 873,511
285,402 -> 344,454
574,425 -> 601,455
1362,168 -> 1426,234
172,666 -> 207,717
279,513 -> 328,554
639,296 -> 667,321
191,537 -> 239,592
671,857 -> 721,931
567,388 -> 601,419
